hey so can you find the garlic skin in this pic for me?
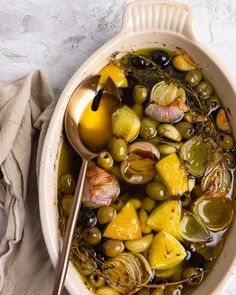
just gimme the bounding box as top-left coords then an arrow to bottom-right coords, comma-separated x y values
83,166 -> 120,208
145,98 -> 189,122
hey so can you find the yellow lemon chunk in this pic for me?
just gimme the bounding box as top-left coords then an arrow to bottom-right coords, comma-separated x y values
156,153 -> 188,196
104,201 -> 142,240
147,200 -> 182,240
99,62 -> 128,88
149,231 -> 187,270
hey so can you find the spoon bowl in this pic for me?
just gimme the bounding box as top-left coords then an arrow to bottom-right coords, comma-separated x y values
64,75 -> 101,160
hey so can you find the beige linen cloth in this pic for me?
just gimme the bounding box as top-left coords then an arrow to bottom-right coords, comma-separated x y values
0,70 -> 58,294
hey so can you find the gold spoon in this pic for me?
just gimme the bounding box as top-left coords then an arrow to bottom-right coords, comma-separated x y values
53,75 -> 121,295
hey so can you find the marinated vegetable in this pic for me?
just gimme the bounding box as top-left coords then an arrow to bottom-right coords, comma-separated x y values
58,48 -> 235,295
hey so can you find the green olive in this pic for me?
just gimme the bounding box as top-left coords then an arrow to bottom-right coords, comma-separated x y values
185,69 -> 202,87
224,152 -> 236,169
97,206 -> 116,224
196,81 -> 213,99
133,85 -> 148,104
207,95 -> 221,111
175,122 -> 195,139
141,197 -> 157,212
132,104 -> 144,119
130,198 -> 142,209
83,227 -> 101,245
103,239 -> 125,257
192,184 -> 203,198
97,151 -> 114,170
110,138 -> 128,162
180,193 -> 191,207
145,182 -> 168,201
137,288 -> 151,295
59,173 -> 76,195
220,134 -> 235,151
152,288 -> 164,295
96,286 -> 121,295
140,117 -> 157,139
182,267 -> 203,287
61,195 -> 74,216
165,285 -> 183,295
89,273 -> 105,288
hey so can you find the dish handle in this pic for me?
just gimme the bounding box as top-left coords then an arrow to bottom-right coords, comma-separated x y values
120,0 -> 198,41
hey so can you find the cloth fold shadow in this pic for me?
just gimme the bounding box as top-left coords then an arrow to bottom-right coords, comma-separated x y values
0,71 -> 57,295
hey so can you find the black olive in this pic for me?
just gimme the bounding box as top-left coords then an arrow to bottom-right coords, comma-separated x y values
131,56 -> 149,69
152,50 -> 170,67
188,251 -> 205,268
78,209 -> 97,227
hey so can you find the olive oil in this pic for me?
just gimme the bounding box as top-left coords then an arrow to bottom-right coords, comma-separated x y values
79,94 -> 119,152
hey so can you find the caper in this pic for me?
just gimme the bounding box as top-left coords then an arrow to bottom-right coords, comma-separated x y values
97,206 -> 116,224
83,226 -> 101,245
175,122 -> 195,139
207,95 -> 221,111
130,198 -> 142,209
185,69 -> 202,87
110,138 -> 128,162
88,273 -> 105,288
59,173 -> 76,195
145,182 -> 168,201
97,151 -> 114,170
182,267 -> 203,287
220,134 -> 235,151
224,152 -> 236,169
133,85 -> 148,104
103,239 -> 125,257
132,103 -> 144,119
96,286 -> 121,295
61,194 -> 73,216
141,197 -> 157,212
196,81 -> 213,99
180,193 -> 191,207
140,118 -> 157,139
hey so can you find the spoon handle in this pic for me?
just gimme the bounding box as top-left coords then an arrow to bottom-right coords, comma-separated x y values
53,159 -> 88,295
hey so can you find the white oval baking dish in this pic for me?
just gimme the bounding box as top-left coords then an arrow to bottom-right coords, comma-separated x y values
39,1 -> 236,294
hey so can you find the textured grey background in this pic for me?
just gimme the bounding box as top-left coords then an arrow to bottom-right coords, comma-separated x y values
0,0 -> 236,294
